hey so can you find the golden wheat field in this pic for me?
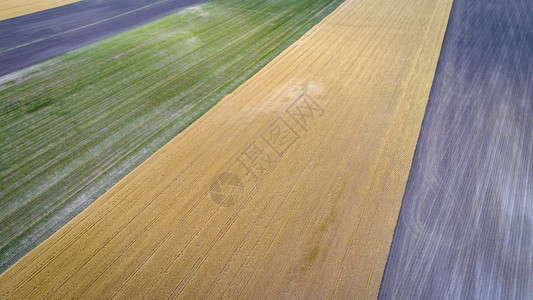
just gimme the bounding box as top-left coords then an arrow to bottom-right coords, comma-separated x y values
0,0 -> 453,298
0,0 -> 80,21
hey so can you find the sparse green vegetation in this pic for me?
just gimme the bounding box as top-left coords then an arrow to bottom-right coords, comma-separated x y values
305,244 -> 320,263
319,209 -> 335,232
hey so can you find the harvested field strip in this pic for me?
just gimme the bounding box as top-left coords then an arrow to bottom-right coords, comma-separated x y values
0,0 -> 80,21
0,0 -> 345,273
0,0 -> 453,298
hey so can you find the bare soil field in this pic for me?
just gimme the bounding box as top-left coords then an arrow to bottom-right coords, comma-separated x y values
0,0 -> 80,21
0,0 -> 453,298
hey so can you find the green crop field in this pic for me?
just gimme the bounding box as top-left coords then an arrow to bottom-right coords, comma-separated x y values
0,0 -> 344,273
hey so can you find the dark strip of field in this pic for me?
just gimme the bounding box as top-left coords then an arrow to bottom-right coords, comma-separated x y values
380,0 -> 532,298
0,0 -> 205,77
